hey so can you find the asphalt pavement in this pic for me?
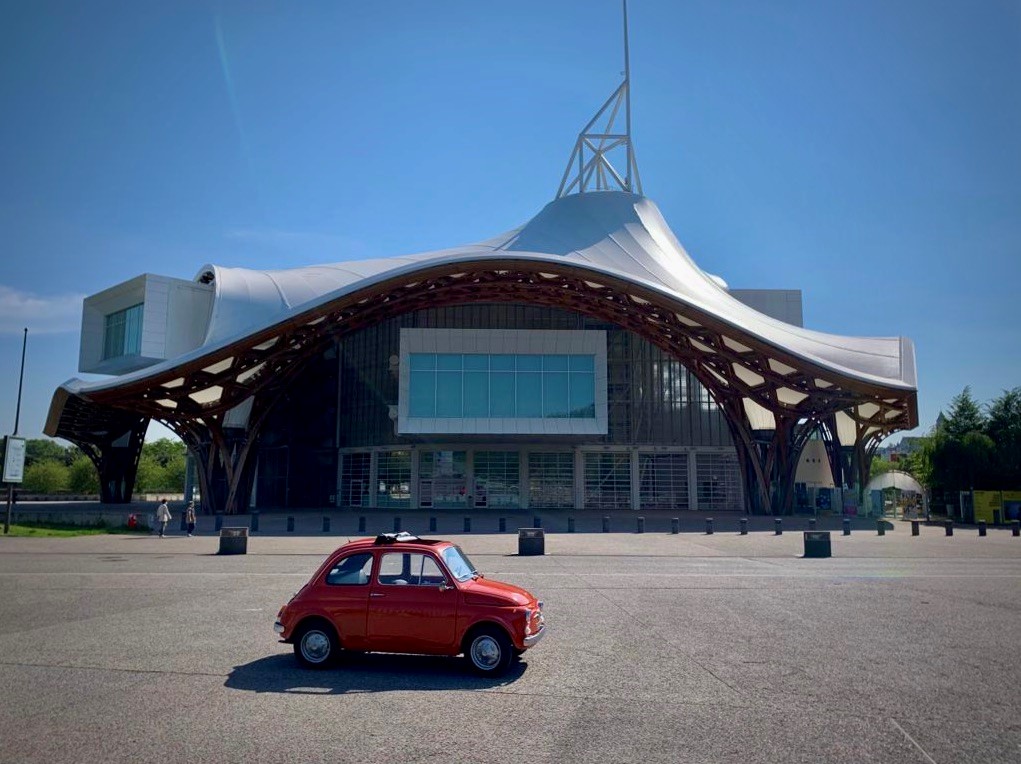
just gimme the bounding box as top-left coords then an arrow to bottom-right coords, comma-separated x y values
0,523 -> 1018,763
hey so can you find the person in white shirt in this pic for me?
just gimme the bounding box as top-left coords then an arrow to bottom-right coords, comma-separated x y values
155,499 -> 172,538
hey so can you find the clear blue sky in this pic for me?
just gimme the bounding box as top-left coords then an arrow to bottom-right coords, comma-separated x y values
1,0 -> 1019,443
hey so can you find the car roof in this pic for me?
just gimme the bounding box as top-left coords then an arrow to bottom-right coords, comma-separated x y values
333,532 -> 451,555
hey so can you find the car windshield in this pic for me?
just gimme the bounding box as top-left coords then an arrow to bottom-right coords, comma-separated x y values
441,545 -> 478,582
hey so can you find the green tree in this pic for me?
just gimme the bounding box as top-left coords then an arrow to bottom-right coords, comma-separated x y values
944,387 -> 986,440
985,388 -> 1021,488
68,456 -> 100,494
22,459 -> 69,493
25,439 -> 69,468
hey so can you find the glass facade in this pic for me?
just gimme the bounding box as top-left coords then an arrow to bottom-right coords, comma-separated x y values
419,450 -> 467,509
528,452 -> 574,508
472,451 -> 520,508
584,453 -> 632,509
103,303 -> 143,360
695,452 -> 743,511
408,353 -> 596,419
639,453 -> 690,510
340,453 -> 371,507
253,303 -> 743,510
376,451 -> 411,508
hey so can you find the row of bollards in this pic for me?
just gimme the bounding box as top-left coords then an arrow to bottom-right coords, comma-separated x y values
233,514 -> 1021,537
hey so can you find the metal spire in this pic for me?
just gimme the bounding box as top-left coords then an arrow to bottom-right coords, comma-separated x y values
556,0 -> 643,198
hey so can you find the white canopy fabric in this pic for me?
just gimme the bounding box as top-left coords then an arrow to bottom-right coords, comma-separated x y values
50,190 -> 916,407
866,470 -> 924,494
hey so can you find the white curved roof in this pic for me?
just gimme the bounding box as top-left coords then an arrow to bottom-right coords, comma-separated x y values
192,191 -> 915,390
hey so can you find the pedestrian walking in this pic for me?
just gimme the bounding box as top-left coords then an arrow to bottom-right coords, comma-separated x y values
155,498 -> 172,538
185,501 -> 196,537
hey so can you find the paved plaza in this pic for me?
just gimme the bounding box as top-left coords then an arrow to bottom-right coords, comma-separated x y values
0,521 -> 1018,763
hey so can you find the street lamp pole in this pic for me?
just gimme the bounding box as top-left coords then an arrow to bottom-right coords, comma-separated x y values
4,327 -> 28,534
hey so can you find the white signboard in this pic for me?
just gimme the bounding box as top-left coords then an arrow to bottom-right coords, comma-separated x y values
3,436 -> 26,483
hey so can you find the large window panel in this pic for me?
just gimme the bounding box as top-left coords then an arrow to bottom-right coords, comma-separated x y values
543,372 -> 570,418
516,372 -> 542,417
463,372 -> 489,417
409,370 -> 436,417
435,371 -> 462,417
490,373 -> 516,417
570,372 -> 596,418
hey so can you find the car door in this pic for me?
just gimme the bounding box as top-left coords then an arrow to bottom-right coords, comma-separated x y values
366,551 -> 458,654
315,552 -> 374,650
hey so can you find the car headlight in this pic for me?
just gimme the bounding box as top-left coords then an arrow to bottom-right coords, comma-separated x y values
523,609 -> 534,636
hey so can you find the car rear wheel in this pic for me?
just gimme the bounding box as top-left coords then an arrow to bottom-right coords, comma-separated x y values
465,626 -> 513,676
294,620 -> 339,669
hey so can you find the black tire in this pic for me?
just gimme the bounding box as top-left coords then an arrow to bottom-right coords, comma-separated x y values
293,620 -> 339,669
464,626 -> 513,676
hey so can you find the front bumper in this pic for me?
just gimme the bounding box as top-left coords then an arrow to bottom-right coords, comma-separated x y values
523,625 -> 546,647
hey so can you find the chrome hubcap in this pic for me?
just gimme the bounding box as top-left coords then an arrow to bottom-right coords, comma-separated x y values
301,630 -> 330,663
471,636 -> 501,669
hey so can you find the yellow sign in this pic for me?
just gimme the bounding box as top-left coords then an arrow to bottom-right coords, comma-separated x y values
973,491 -> 1021,523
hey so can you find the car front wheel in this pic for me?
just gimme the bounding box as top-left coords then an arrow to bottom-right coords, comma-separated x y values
465,627 -> 513,676
294,620 -> 339,669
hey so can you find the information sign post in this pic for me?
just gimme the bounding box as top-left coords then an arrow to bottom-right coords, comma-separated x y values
3,328 -> 28,535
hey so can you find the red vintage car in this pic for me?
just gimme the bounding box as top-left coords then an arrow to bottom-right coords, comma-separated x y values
274,532 -> 545,675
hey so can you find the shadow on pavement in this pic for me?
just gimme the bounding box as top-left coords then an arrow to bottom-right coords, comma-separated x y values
225,653 -> 526,694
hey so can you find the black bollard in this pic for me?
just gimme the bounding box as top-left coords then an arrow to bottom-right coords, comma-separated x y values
842,517 -> 851,536
637,516 -> 645,533
808,518 -> 816,530
911,520 -> 919,536
568,517 -> 575,533
774,518 -> 782,536
358,516 -> 366,533
215,513 -> 223,532
393,516 -> 401,533
464,516 -> 471,533
1013,520 -> 1020,537
705,517 -> 714,535
602,515 -> 610,533
499,517 -> 506,533
877,519 -> 885,536
533,516 -> 542,528
978,520 -> 986,537
429,516 -> 437,533
286,516 -> 295,533
740,517 -> 748,535
250,511 -> 259,533
322,516 -> 330,533
671,517 -> 680,534
945,520 -> 953,537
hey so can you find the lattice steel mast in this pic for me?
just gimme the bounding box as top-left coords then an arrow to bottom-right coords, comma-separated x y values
556,0 -> 643,197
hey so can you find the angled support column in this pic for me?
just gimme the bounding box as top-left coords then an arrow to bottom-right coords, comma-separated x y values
71,415 -> 149,504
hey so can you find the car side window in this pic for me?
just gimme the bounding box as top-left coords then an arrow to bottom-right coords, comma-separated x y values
325,553 -> 373,586
378,552 -> 447,586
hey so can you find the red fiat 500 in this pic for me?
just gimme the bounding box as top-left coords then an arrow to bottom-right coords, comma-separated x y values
274,532 -> 545,675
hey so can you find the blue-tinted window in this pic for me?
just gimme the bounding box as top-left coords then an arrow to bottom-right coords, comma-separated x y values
409,370 -> 436,417
517,373 -> 542,417
516,355 -> 542,372
102,303 -> 143,360
406,352 -> 596,420
435,371 -> 462,417
570,372 -> 596,418
543,355 -> 569,372
543,372 -> 570,418
463,372 -> 489,417
410,353 -> 435,370
490,373 -> 515,416
437,354 -> 462,371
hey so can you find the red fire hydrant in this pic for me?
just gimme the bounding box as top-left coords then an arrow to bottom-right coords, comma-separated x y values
127,513 -> 138,529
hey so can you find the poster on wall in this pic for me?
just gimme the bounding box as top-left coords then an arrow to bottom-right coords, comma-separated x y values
2,436 -> 26,484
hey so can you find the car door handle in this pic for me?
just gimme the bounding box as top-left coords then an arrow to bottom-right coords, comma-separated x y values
370,593 -> 385,598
